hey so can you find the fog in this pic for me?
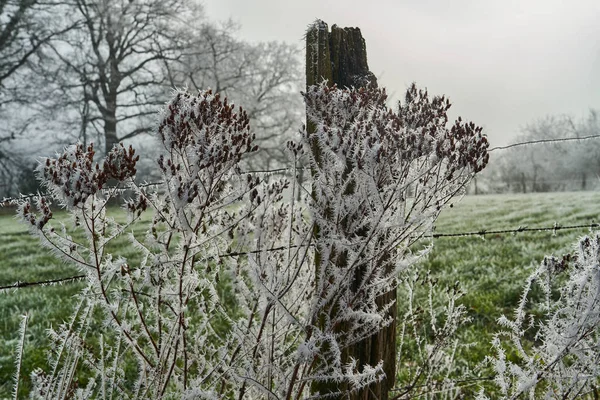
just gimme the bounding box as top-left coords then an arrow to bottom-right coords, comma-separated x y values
207,0 -> 600,147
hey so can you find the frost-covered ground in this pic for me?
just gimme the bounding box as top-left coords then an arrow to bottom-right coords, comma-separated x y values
417,191 -> 600,387
1,191 -> 599,396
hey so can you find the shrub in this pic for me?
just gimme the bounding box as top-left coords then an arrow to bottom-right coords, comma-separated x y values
14,83 -> 489,399
482,235 -> 600,399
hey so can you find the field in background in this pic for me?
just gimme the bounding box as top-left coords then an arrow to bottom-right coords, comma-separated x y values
1,191 -> 599,396
415,191 -> 600,386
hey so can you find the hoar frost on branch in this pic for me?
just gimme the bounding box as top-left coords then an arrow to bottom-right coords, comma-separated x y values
298,83 -> 488,396
14,82 -> 489,399
482,234 -> 600,399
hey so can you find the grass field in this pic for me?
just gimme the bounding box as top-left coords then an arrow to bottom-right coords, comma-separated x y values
413,191 -> 600,391
1,191 -> 599,397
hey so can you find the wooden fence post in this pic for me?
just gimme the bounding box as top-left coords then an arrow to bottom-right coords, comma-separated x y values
306,20 -> 394,400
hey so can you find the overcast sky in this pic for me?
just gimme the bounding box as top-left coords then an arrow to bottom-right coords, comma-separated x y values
205,0 -> 600,146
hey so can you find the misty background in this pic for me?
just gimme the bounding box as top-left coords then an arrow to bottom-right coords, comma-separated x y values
207,0 -> 600,147
1,0 -> 599,197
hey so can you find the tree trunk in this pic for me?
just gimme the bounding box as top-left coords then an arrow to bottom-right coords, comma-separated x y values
306,20 -> 393,400
104,97 -> 118,155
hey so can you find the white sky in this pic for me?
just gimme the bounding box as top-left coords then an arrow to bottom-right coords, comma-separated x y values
205,0 -> 600,147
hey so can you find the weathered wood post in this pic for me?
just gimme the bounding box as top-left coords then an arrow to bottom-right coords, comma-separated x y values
306,20 -> 395,400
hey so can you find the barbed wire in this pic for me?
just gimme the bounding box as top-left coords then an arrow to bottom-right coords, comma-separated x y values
3,221 -> 599,291
243,167 -> 305,175
0,245 -> 304,292
0,168 -> 304,206
0,274 -> 86,292
428,222 -> 600,238
488,133 -> 600,152
4,136 -> 600,289
1,182 -> 159,207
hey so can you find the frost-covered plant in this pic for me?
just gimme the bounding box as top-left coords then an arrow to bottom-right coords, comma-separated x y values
17,89 -> 264,399
299,83 -> 488,396
14,83 -> 488,399
483,234 -> 600,399
394,272 -> 472,400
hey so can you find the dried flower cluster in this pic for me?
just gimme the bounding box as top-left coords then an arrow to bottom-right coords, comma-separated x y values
41,143 -> 138,207
19,142 -> 139,231
158,90 -> 257,170
399,84 -> 489,174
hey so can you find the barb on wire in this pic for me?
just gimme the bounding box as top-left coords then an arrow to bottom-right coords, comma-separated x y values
0,274 -> 86,292
428,222 -> 600,238
488,133 -> 600,152
242,167 -> 306,175
221,245 -> 302,258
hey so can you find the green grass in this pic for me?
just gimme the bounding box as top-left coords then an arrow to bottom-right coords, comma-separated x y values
0,206 -> 151,397
426,191 -> 600,322
415,191 -> 600,390
1,192 -> 600,397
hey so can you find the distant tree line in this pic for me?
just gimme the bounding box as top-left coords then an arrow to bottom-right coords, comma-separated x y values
0,0 -> 303,198
471,110 -> 600,194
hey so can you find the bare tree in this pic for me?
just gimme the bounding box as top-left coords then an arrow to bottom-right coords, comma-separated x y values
228,41 -> 303,169
171,22 -> 304,169
36,0 -> 204,155
0,0 -> 303,197
0,0 -> 79,196
493,112 -> 600,193
0,0 -> 71,94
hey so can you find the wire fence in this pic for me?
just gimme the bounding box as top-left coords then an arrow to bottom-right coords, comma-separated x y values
428,222 -> 600,238
0,168 -> 300,207
2,221 -> 599,292
2,135 -> 600,291
487,133 -> 600,152
1,275 -> 86,291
